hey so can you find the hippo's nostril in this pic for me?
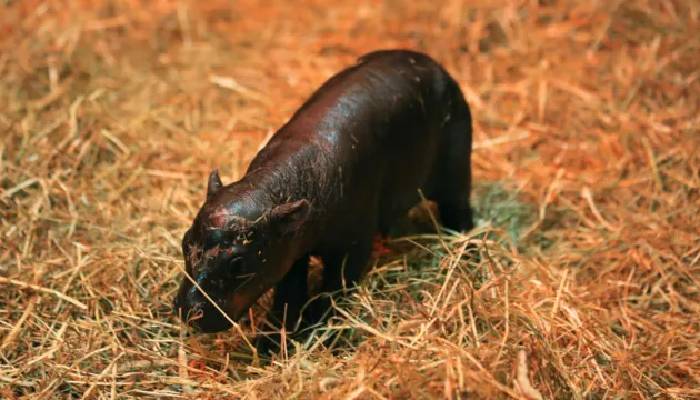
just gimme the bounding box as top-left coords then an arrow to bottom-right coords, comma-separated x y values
186,303 -> 205,325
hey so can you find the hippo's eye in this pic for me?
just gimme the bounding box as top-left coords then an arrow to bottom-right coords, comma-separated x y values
235,230 -> 254,244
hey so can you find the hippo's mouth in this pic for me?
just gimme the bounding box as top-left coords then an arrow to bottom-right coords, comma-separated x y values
180,297 -> 241,333
176,273 -> 270,333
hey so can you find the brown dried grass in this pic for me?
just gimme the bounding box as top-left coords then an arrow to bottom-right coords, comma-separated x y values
1,0 -> 699,398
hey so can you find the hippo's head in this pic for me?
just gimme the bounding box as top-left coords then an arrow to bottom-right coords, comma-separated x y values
173,169 -> 310,333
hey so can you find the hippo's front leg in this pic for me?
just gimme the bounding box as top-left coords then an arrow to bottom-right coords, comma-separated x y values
271,254 -> 310,331
304,235 -> 374,325
257,254 -> 310,354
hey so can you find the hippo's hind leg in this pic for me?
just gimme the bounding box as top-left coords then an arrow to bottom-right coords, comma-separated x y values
431,99 -> 474,232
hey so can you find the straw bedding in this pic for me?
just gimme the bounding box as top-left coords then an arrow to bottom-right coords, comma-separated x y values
1,0 -> 698,398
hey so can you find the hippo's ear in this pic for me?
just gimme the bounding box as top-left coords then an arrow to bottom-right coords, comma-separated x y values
266,199 -> 310,236
207,169 -> 223,199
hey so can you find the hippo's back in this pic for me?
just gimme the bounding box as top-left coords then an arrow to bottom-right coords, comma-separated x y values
249,50 -> 467,237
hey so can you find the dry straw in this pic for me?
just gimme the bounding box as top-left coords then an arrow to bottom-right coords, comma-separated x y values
1,0 -> 699,398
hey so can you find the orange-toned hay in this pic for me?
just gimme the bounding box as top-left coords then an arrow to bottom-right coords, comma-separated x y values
1,0 -> 699,398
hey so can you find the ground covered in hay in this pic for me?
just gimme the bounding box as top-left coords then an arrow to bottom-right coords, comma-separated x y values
1,1 -> 699,399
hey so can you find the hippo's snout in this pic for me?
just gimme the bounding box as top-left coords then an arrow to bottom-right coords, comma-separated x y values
173,284 -> 234,333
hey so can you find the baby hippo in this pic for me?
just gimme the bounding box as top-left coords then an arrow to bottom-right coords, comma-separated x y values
173,49 -> 473,335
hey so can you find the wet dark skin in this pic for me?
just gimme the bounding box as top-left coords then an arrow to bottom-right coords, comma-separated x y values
173,50 -> 473,348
